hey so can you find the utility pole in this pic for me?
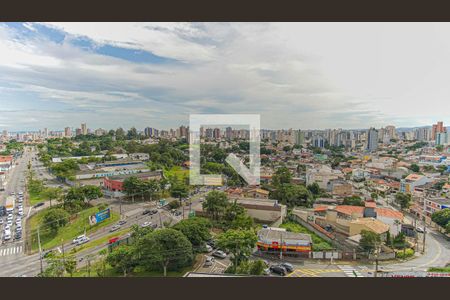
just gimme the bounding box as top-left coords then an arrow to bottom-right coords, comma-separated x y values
422,223 -> 427,254
37,227 -> 43,274
373,246 -> 379,278
279,233 -> 283,260
61,239 -> 65,265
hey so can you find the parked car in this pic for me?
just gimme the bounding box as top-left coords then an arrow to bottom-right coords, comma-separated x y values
151,223 -> 158,229
204,256 -> 215,267
141,221 -> 152,228
205,244 -> 213,252
0,219 -> 3,225
34,202 -> 45,208
270,265 -> 287,276
118,220 -> 127,226
212,250 -> 227,259
110,225 -> 121,232
280,262 -> 294,273
416,227 -> 425,233
174,211 -> 182,216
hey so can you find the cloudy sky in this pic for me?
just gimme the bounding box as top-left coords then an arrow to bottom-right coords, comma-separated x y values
0,22 -> 449,131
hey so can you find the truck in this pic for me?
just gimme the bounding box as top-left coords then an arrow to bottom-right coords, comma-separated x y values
5,196 -> 14,213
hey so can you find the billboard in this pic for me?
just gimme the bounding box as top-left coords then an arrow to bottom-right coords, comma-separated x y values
89,208 -> 111,226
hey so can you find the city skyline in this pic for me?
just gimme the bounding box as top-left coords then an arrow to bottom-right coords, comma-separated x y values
1,23 -> 450,131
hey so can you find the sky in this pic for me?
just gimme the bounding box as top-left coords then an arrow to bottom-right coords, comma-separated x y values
0,22 -> 449,131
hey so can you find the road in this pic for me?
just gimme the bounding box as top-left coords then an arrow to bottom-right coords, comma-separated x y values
0,146 -> 33,258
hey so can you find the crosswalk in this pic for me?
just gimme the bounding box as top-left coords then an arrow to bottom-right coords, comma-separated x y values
338,265 -> 364,277
288,268 -> 342,277
0,245 -> 23,256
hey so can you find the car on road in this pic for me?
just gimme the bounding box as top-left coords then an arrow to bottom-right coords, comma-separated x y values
204,256 -> 215,267
149,209 -> 158,215
280,262 -> 294,273
118,220 -> 127,226
416,227 -> 425,233
174,211 -> 182,216
34,202 -> 45,208
212,250 -> 227,259
4,230 -> 12,241
110,225 -> 121,232
270,265 -> 287,276
141,221 -> 152,228
75,236 -> 90,246
72,235 -> 87,244
41,250 -> 54,258
142,209 -> 151,215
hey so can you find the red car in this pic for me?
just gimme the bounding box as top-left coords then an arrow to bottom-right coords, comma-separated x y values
108,237 -> 119,244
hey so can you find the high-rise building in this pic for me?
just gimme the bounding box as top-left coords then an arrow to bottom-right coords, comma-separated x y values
294,130 -> 305,145
179,125 -> 188,138
75,128 -> 82,136
366,128 -> 378,152
213,128 -> 221,139
436,132 -> 449,146
225,127 -> 233,140
2,130 -> 7,138
43,128 -> 48,138
312,135 -> 326,148
64,127 -> 72,137
81,123 -> 87,135
431,121 -> 445,140
95,128 -> 106,136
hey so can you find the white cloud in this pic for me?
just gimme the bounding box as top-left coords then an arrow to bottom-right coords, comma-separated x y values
0,22 -> 449,131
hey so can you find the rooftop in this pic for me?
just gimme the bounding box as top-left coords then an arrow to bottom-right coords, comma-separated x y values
350,218 -> 390,234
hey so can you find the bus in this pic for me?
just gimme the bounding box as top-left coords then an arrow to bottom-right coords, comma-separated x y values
5,196 -> 14,213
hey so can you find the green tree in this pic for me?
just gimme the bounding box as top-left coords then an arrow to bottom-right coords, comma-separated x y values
307,182 -> 321,196
39,255 -> 65,277
343,195 -> 364,206
138,228 -> 193,276
359,230 -> 381,253
42,208 -> 70,232
431,208 -> 450,227
170,179 -> 189,208
392,232 -> 407,249
172,217 -> 212,249
106,245 -> 136,277
64,255 -> 77,277
272,166 -> 292,186
217,229 -> 257,272
42,187 -> 63,207
395,192 -> 412,209
409,164 -> 420,173
202,190 -> 229,221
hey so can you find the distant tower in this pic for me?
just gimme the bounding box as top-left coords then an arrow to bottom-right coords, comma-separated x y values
366,128 -> 378,152
81,123 -> 87,135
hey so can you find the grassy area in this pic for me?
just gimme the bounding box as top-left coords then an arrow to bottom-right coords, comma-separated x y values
73,255 -> 199,277
428,266 -> 450,273
164,166 -> 189,180
279,221 -> 333,251
29,205 -> 119,251
29,190 -> 45,205
72,228 -> 131,254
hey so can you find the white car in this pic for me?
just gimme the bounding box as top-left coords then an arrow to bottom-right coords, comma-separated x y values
141,221 -> 152,228
72,235 -> 87,244
76,236 -> 90,246
7,220 -> 13,226
205,244 -> 213,252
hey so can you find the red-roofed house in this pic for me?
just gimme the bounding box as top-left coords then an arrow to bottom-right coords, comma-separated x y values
0,155 -> 13,172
